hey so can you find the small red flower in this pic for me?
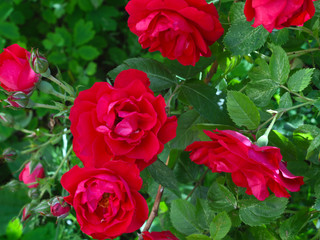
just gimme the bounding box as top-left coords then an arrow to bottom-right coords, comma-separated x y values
186,130 -> 304,201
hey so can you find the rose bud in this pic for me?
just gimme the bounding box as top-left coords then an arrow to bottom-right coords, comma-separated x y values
21,205 -> 32,222
4,92 -> 34,108
33,200 -> 51,217
30,48 -> 50,75
0,44 -> 40,94
49,197 -> 70,219
19,162 -> 45,188
2,148 -> 17,162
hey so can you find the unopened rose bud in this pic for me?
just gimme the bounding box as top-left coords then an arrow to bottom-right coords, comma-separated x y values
5,92 -> 30,108
28,188 -> 40,199
2,148 -> 17,162
19,162 -> 45,188
30,48 -> 49,75
37,81 -> 55,95
256,135 -> 269,147
21,205 -> 32,222
49,197 -> 70,219
33,200 -> 51,217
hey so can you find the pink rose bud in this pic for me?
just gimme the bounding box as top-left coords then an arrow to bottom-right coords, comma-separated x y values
2,147 -> 17,162
0,44 -> 40,94
30,48 -> 49,75
5,92 -> 31,108
19,162 -> 45,188
49,197 -> 70,219
22,205 -> 31,222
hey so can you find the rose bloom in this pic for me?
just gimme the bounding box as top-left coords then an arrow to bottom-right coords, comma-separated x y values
125,0 -> 224,66
244,0 -> 316,32
0,44 -> 40,94
142,231 -> 179,240
186,130 -> 304,201
70,69 -> 177,170
61,161 -> 149,240
19,162 -> 45,188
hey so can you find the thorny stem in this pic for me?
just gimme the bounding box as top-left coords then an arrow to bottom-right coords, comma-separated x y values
51,146 -> 73,180
138,156 -> 170,239
33,103 -> 61,111
287,48 -> 320,58
185,168 -> 210,201
204,60 -> 218,85
166,82 -> 183,114
46,75 -> 74,96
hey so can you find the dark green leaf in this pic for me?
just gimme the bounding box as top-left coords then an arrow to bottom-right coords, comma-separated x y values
0,22 -> 19,40
210,211 -> 232,240
287,68 -> 314,92
207,182 -> 237,212
239,196 -> 288,226
227,91 -> 260,130
73,19 -> 95,46
249,227 -> 277,240
224,21 -> 269,56
306,134 -> 320,159
108,58 -> 177,91
186,234 -> 211,240
77,45 -> 100,60
270,29 -> 289,46
229,2 -> 246,23
179,83 -> 231,124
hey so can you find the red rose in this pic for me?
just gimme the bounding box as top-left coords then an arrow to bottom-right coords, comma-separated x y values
125,0 -> 224,66
70,69 -> 177,170
142,231 -> 179,240
0,44 -> 40,94
61,161 -> 149,240
50,197 -> 71,219
186,130 -> 304,201
19,162 -> 45,188
244,0 -> 316,32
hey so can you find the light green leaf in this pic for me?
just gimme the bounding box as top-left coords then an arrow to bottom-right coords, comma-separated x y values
287,68 -> 314,92
147,160 -> 180,196
170,199 -> 201,235
279,92 -> 292,109
179,83 -> 231,124
73,19 -> 95,46
207,182 -> 237,212
210,211 -> 232,240
6,218 -> 22,240
306,134 -> 320,159
269,44 -> 290,84
108,58 -> 177,92
295,124 -> 320,137
224,21 -> 269,56
227,91 -> 260,130
239,196 -> 288,226
77,45 -> 100,60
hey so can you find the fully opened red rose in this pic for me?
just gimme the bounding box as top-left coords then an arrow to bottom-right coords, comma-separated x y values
186,130 -> 304,201
0,44 -> 40,94
125,0 -> 224,66
61,161 -> 149,240
244,0 -> 315,32
70,69 -> 177,170
142,231 -> 179,240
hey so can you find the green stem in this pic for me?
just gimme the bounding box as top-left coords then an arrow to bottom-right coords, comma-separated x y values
49,89 -> 74,102
51,146 -> 73,180
263,113 -> 278,138
287,48 -> 320,58
33,103 -> 61,111
280,85 -> 315,102
46,75 -> 74,96
185,168 -> 210,200
280,101 -> 314,112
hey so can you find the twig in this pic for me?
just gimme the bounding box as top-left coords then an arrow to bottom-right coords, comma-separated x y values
185,168 -> 210,200
204,61 -> 218,84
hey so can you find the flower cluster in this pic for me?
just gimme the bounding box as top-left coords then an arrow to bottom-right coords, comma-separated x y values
186,130 -> 304,201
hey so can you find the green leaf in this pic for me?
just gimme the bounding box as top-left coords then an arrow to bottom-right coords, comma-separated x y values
229,2 -> 246,23
73,19 -> 95,46
179,83 -> 231,124
224,21 -> 269,56
147,160 -> 180,196
306,134 -> 320,159
186,234 -> 211,240
279,209 -> 310,240
21,223 -> 56,240
246,59 -> 279,107
0,187 -> 29,235
279,92 -> 292,109
269,44 -> 290,84
287,68 -> 314,92
170,199 -> 201,235
239,196 -> 288,226
296,124 -> 320,137
226,91 -> 260,130
170,110 -> 201,150
249,227 -> 277,240
77,45 -> 100,60
0,22 -> 19,40
6,218 -> 22,240
210,211 -> 232,240
270,29 -> 289,45
108,58 -> 177,92
207,182 -> 237,212
0,124 -> 14,142
0,2 -> 13,22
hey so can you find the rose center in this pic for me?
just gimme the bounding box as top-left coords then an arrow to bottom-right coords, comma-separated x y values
98,193 -> 110,208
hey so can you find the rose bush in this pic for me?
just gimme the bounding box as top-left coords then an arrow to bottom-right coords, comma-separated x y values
142,231 -> 179,240
61,161 -> 148,240
186,130 -> 304,201
125,0 -> 224,66
70,69 -> 177,170
0,44 -> 40,94
244,0 -> 316,32
19,162 -> 45,188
